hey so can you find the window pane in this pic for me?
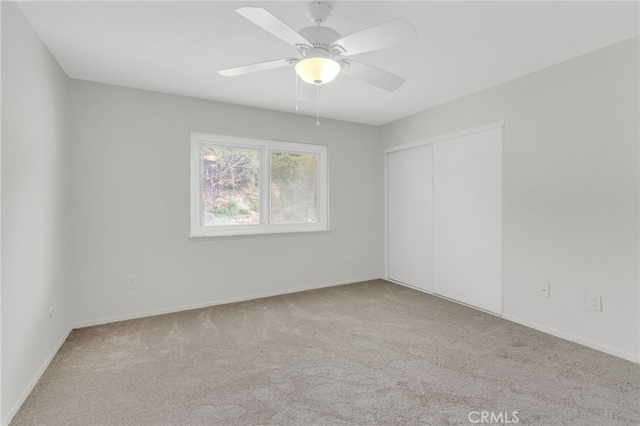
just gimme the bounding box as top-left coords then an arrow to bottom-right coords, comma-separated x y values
201,146 -> 260,226
270,152 -> 318,224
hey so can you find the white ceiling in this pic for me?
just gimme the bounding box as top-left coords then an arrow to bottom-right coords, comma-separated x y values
17,1 -> 639,126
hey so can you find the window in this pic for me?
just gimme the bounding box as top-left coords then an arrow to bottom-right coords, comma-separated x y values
191,133 -> 328,237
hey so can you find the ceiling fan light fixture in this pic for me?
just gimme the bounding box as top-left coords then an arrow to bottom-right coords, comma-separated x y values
295,55 -> 340,85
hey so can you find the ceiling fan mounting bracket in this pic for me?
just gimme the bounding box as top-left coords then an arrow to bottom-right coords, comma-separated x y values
296,44 -> 311,56
331,45 -> 347,56
307,2 -> 332,25
307,46 -> 331,59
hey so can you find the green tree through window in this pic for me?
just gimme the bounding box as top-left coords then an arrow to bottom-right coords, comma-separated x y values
271,152 -> 318,224
191,133 -> 328,237
201,146 -> 260,225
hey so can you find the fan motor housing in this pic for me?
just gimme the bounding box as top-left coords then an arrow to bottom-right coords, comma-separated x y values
298,25 -> 343,56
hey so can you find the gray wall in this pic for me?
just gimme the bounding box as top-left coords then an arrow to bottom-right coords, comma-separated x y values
2,4 -> 385,419
381,36 -> 640,361
1,2 -> 73,422
68,80 -> 385,325
2,4 -> 638,423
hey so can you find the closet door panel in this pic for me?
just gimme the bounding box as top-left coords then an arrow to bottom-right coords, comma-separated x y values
387,145 -> 433,291
433,128 -> 502,314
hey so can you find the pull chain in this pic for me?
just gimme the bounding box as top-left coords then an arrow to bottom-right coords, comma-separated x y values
295,73 -> 299,111
316,85 -> 320,126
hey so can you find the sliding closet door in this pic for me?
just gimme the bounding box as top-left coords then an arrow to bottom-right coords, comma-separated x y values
433,127 -> 502,314
387,145 -> 433,291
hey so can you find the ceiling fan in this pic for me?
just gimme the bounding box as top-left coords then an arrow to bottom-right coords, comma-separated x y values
218,2 -> 417,92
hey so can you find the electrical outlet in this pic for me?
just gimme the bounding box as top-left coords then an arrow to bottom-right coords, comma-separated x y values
127,275 -> 137,290
539,284 -> 550,298
588,294 -> 602,312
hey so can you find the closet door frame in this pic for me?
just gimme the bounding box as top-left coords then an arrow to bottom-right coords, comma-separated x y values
385,121 -> 505,315
386,144 -> 434,291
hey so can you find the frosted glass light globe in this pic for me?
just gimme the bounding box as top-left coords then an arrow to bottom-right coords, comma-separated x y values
295,56 -> 340,85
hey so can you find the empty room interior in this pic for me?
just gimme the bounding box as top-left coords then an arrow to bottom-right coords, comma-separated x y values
2,1 -> 639,425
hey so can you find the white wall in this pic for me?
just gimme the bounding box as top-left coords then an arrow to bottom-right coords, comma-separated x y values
381,37 -> 640,362
1,5 -> 384,418
1,6 -> 637,423
1,2 -> 73,422
68,80 -> 385,326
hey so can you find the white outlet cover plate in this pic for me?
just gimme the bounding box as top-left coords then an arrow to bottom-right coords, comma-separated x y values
588,294 -> 602,311
127,275 -> 137,289
539,284 -> 550,298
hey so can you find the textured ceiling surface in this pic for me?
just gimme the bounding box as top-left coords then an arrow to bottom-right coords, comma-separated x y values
17,1 -> 640,125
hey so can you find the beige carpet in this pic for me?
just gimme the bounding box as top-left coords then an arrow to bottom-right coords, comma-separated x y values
11,280 -> 640,425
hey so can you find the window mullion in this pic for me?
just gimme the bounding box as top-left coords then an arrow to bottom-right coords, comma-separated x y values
190,133 -> 328,237
261,147 -> 270,226
199,143 -> 205,228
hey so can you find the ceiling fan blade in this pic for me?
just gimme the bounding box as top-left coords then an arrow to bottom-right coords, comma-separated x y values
218,58 -> 295,77
235,7 -> 311,48
340,60 -> 406,92
331,18 -> 417,57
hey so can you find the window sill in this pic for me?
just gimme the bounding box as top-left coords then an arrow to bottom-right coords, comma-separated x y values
189,228 -> 332,241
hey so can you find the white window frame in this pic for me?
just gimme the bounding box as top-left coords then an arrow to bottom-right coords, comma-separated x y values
190,133 -> 328,237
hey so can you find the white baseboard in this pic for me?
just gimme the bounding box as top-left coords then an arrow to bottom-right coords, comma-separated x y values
3,277 -> 380,425
72,276 -> 381,329
2,325 -> 74,426
388,278 -> 639,364
502,314 -> 639,364
389,279 -> 502,317
9,276 -> 633,426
